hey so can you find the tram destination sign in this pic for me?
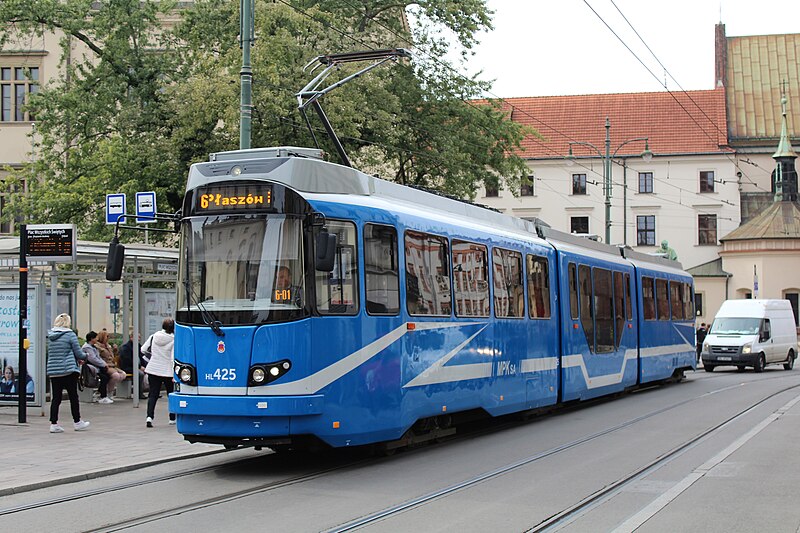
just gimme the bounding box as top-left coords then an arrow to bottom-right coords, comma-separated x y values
196,183 -> 273,212
25,224 -> 76,262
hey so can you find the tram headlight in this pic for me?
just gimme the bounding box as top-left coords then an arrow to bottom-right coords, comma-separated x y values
252,368 -> 266,384
179,367 -> 193,383
173,361 -> 196,386
249,359 -> 292,386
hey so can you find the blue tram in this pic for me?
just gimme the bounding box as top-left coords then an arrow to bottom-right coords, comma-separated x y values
168,146 -> 696,449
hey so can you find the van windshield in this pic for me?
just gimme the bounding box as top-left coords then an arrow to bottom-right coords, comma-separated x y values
709,317 -> 760,335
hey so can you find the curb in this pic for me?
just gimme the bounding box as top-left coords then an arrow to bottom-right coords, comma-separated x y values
0,448 -> 226,497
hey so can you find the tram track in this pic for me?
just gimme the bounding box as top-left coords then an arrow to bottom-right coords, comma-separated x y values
324,375 -> 800,533
5,372 -> 797,530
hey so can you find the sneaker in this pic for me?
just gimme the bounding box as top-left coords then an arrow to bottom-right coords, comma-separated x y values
74,420 -> 91,431
168,419 -> 176,425
146,417 -> 153,428
97,397 -> 114,404
49,424 -> 64,433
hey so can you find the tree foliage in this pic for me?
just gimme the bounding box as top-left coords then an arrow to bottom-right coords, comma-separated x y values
0,0 -> 531,242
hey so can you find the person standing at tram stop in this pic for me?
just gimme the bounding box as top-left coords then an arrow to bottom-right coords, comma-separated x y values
141,317 -> 176,428
46,313 -> 90,433
696,322 -> 708,363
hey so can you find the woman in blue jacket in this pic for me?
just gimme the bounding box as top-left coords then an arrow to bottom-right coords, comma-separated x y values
47,313 -> 90,433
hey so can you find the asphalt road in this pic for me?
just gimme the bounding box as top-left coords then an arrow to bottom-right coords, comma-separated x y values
4,367 -> 800,533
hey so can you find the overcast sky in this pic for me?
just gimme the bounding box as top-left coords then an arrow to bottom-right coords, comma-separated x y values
454,0 -> 800,98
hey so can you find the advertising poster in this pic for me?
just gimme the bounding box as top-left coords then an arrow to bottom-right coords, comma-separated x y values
0,285 -> 43,406
143,289 -> 176,340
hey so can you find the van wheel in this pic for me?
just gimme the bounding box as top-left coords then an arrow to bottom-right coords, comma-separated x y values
754,354 -> 766,373
784,351 -> 795,371
704,365 -> 715,372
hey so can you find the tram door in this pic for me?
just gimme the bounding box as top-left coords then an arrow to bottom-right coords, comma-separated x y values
561,260 -> 636,401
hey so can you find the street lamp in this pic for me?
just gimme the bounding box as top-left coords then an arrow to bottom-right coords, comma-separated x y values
565,117 -> 652,245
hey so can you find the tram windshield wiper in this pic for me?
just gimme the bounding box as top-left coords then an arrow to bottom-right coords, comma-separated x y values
183,278 -> 225,337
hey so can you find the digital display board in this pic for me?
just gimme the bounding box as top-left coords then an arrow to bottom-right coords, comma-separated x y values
25,224 -> 76,262
196,184 -> 273,212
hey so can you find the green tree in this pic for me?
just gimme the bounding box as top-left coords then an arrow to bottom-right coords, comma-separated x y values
1,0 -> 531,242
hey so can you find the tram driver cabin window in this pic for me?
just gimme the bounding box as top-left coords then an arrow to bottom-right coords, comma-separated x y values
315,220 -> 359,315
405,231 -> 451,316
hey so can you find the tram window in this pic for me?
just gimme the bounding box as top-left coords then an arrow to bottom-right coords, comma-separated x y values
492,248 -> 524,318
364,224 -> 399,315
527,255 -> 550,319
625,273 -> 632,320
656,278 -> 669,320
569,262 -> 578,319
404,231 -> 451,316
452,240 -> 489,317
578,264 -> 594,351
316,220 -> 359,315
642,277 -> 655,320
594,268 -> 614,353
613,271 -> 624,347
669,281 -> 682,320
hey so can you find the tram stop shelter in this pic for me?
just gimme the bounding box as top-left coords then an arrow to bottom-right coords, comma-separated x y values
0,236 -> 178,410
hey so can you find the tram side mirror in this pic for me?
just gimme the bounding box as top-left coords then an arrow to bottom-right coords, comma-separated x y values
106,237 -> 126,281
315,230 -> 337,272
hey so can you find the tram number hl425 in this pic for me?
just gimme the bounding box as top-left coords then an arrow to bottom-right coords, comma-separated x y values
206,368 -> 237,381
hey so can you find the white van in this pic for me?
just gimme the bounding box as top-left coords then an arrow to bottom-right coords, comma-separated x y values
701,299 -> 798,372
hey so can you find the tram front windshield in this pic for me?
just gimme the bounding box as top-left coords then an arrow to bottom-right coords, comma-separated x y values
176,214 -> 306,326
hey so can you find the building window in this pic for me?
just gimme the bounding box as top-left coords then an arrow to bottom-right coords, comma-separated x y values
698,214 -> 717,245
1,66 -> 39,122
520,174 -> 534,196
572,174 -> 587,195
636,215 -> 656,246
699,170 -> 715,193
785,293 -> 799,326
694,292 -> 703,317
570,216 -> 589,234
638,172 -> 653,193
484,184 -> 498,197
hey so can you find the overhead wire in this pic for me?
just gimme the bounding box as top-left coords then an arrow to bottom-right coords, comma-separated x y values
268,0 -> 760,224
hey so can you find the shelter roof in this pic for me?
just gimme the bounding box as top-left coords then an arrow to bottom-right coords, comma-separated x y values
0,237 -> 177,272
487,88 -> 729,160
720,201 -> 800,241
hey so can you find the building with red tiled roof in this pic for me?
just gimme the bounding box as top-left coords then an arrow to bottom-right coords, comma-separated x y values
478,86 -> 741,271
478,22 -> 800,327
504,88 -> 729,159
